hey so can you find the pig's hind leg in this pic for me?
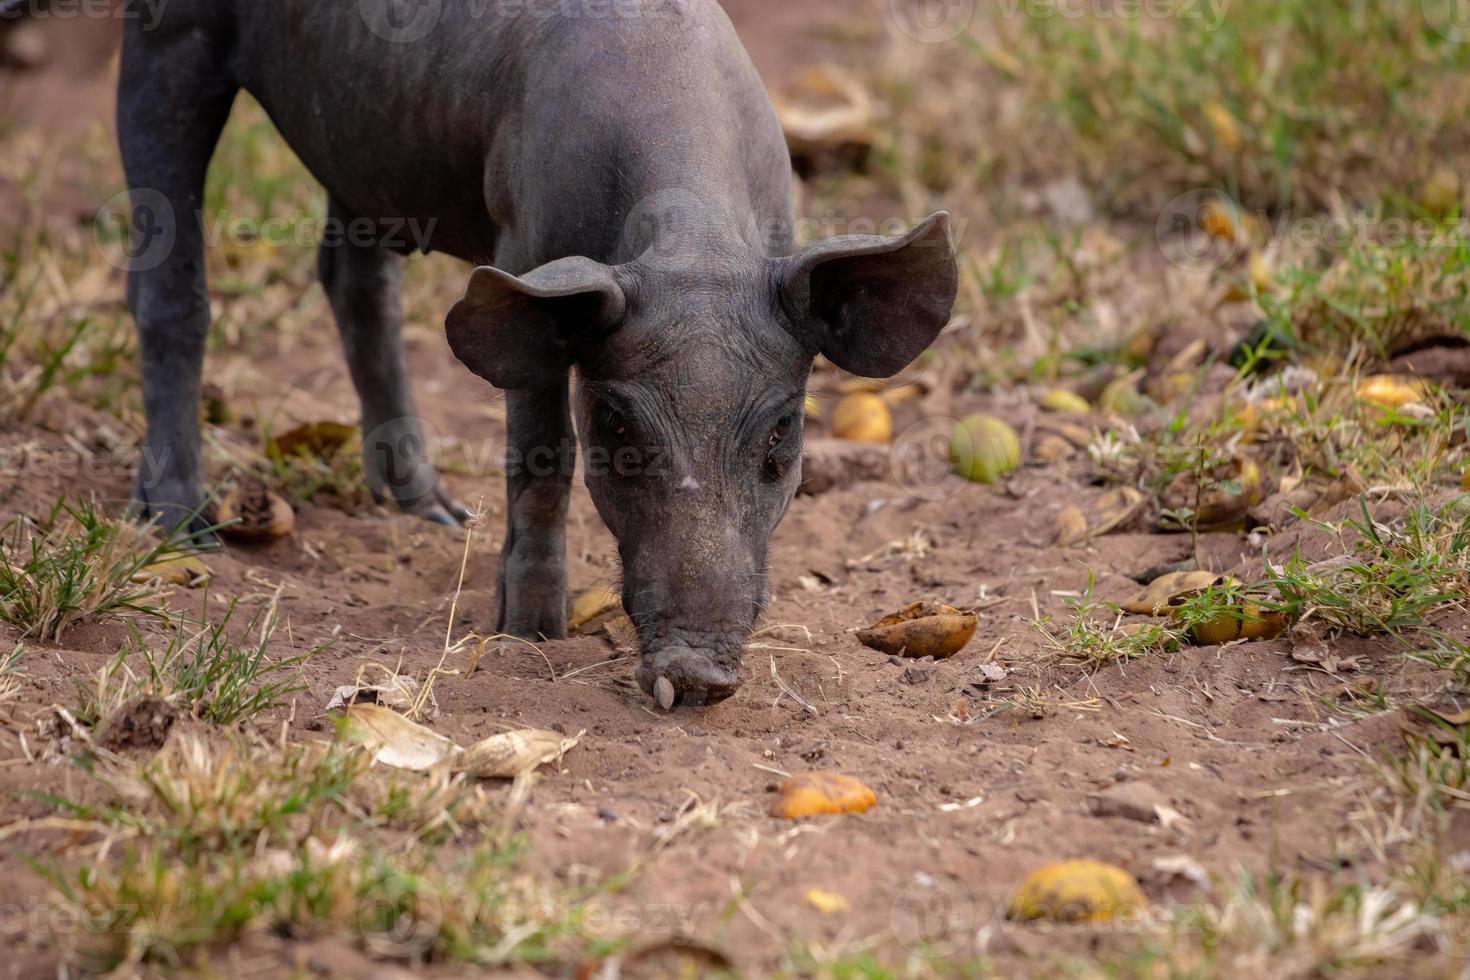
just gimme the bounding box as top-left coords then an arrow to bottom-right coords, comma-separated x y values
318,196 -> 469,527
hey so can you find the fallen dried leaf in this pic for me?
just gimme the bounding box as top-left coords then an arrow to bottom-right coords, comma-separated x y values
458,728 -> 582,779
345,704 -> 457,772
270,421 -> 358,459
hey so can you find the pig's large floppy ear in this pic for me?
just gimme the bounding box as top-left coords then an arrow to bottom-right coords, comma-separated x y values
445,256 -> 626,390
777,211 -> 958,378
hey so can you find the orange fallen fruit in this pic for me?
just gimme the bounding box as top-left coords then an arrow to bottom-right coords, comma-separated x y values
769,772 -> 877,819
831,392 -> 892,443
856,601 -> 977,659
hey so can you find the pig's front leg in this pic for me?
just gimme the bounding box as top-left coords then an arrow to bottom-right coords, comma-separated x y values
496,378 -> 575,639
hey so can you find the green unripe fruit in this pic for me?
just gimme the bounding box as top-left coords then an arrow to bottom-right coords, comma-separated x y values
951,414 -> 1021,484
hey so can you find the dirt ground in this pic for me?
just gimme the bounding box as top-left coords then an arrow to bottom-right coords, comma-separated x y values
1,3 -> 1467,978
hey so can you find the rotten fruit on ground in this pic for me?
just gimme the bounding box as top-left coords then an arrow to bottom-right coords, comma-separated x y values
1120,570 -> 1223,615
831,392 -> 892,443
769,771 -> 877,819
215,483 -> 295,541
856,600 -> 976,659
568,587 -> 620,634
1052,486 -> 1147,546
950,414 -> 1020,484
1181,602 -> 1287,645
1007,859 -> 1147,923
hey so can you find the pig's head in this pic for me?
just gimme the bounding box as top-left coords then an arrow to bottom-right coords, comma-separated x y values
445,212 -> 957,707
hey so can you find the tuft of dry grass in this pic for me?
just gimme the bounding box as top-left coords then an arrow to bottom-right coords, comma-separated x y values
0,498 -> 196,641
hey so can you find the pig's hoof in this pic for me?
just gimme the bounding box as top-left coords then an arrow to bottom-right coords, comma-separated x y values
654,676 -> 676,711
399,484 -> 472,527
636,648 -> 740,709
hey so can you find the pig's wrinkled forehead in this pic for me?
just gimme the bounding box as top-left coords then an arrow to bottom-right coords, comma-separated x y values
578,287 -> 809,384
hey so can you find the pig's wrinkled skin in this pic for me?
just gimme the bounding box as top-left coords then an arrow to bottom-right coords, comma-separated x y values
118,0 -> 957,708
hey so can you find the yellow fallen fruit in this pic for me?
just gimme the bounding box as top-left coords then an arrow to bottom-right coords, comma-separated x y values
1356,375 -> 1428,409
568,587 -> 620,633
856,600 -> 977,659
805,889 -> 851,915
1120,571 -> 1224,615
951,414 -> 1021,484
770,772 -> 877,819
134,554 -> 210,588
1040,389 -> 1091,414
1007,859 -> 1147,924
1463,465 -> 1470,491
831,392 -> 892,443
1183,603 -> 1287,646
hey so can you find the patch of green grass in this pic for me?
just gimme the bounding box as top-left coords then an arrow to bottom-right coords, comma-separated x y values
1258,221 -> 1470,362
1033,572 -> 1185,667
0,499 -> 198,641
36,731 -> 593,973
76,598 -> 315,728
986,0 -> 1470,212
1266,497 -> 1470,635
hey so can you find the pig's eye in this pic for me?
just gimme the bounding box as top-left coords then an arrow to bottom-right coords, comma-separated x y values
768,415 -> 794,449
603,410 -> 628,441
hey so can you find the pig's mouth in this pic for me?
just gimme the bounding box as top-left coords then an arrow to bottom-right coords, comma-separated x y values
634,643 -> 742,709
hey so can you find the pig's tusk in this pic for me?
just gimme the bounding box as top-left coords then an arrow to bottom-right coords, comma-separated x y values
654,676 -> 676,711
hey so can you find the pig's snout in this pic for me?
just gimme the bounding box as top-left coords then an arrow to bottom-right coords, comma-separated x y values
635,644 -> 741,709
